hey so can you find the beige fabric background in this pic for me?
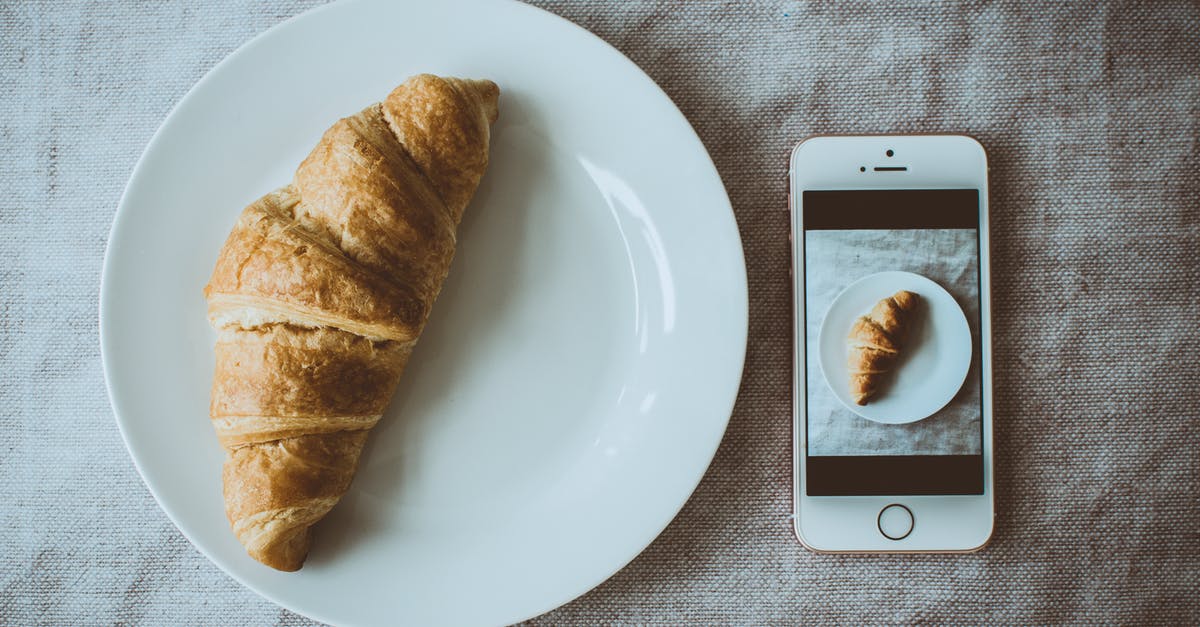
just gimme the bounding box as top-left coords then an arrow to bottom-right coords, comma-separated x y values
2,1 -> 1197,624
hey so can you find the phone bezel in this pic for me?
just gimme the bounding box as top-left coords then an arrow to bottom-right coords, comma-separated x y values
790,135 -> 995,553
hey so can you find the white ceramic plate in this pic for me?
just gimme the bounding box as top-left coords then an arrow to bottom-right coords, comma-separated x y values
817,271 -> 970,424
99,1 -> 747,625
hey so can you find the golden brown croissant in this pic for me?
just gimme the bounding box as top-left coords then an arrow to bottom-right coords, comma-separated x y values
203,74 -> 499,571
847,290 -> 920,405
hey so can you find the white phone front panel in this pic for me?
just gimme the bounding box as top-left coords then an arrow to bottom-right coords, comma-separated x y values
791,135 -> 994,552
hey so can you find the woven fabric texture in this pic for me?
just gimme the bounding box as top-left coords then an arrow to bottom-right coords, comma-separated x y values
1,1 -> 1197,625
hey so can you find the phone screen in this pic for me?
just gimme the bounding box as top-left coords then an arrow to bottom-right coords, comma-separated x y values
803,189 -> 984,496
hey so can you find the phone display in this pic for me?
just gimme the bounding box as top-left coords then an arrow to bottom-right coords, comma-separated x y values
802,189 -> 983,496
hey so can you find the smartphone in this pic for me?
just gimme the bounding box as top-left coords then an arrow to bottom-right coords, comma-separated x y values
790,135 -> 994,552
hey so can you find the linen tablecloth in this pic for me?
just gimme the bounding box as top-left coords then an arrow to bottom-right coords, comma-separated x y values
2,1 -> 1197,624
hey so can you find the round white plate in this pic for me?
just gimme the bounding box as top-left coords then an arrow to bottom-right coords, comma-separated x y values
817,271 -> 970,424
99,1 -> 747,625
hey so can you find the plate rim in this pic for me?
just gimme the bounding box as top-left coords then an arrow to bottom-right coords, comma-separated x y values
99,0 -> 748,624
817,270 -> 971,425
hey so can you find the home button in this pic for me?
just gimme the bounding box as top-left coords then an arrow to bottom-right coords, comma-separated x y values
878,504 -> 914,540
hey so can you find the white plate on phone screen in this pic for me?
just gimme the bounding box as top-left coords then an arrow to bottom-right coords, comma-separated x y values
99,1 -> 747,625
818,271 -> 970,424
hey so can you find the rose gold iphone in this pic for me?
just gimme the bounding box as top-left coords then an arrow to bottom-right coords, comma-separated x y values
790,135 -> 994,552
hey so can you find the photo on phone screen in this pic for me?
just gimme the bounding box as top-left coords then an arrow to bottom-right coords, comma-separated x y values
803,190 -> 984,496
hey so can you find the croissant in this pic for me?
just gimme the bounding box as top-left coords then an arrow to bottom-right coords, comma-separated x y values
847,290 -> 920,405
203,74 -> 499,571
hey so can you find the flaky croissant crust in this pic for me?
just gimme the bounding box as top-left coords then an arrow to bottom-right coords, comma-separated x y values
847,290 -> 920,405
204,75 -> 499,571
